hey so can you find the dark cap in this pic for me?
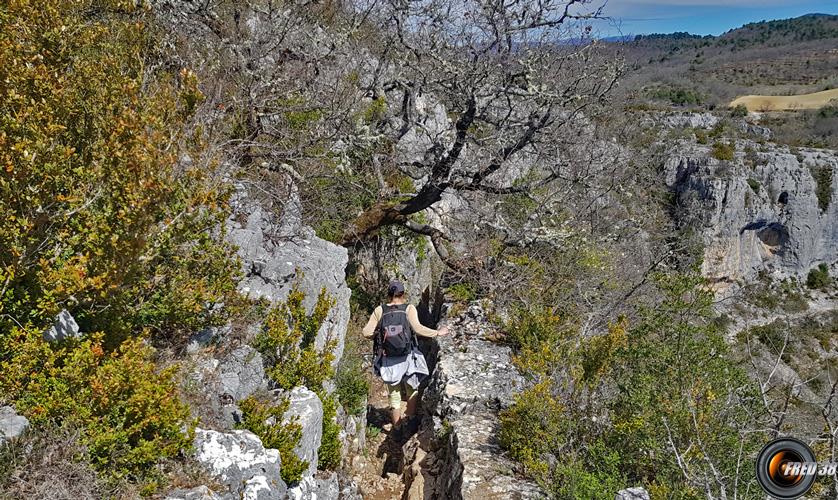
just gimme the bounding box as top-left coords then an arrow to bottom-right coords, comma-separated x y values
387,280 -> 405,296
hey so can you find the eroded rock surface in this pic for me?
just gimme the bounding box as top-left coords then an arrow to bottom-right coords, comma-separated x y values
666,142 -> 838,291
401,303 -> 543,499
228,183 -> 351,366
281,387 -> 324,478
616,487 -> 651,500
193,428 -> 286,500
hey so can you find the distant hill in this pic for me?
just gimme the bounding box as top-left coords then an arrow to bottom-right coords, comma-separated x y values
613,13 -> 838,48
718,13 -> 838,47
611,13 -> 838,110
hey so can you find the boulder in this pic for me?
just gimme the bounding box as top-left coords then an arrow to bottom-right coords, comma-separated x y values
0,406 -> 29,446
616,487 -> 651,500
281,387 -> 323,478
228,183 -> 351,368
42,309 -> 80,342
193,428 -> 286,500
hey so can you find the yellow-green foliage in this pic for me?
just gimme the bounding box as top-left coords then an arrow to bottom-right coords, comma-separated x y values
711,141 -> 736,161
362,96 -> 387,124
500,273 -> 765,498
251,281 -> 343,471
318,395 -> 341,470
254,284 -> 337,392
238,396 -> 308,484
0,331 -> 191,482
447,282 -> 477,303
0,0 -> 239,489
0,0 -> 238,345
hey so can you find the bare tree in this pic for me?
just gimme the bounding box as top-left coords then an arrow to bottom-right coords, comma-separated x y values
338,1 -> 622,262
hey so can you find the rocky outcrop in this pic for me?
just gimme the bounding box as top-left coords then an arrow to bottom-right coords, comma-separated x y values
666,142 -> 838,290
400,304 -> 544,499
336,399 -> 366,467
0,406 -> 29,447
659,112 -> 772,140
228,183 -> 351,366
193,428 -> 287,500
185,344 -> 268,429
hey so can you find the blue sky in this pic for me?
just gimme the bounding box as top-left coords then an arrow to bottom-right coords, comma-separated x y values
589,0 -> 838,36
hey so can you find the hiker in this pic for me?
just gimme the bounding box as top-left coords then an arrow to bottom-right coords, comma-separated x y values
362,280 -> 448,430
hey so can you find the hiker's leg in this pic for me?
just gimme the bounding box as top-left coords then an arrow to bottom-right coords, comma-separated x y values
388,383 -> 402,426
404,385 -> 418,418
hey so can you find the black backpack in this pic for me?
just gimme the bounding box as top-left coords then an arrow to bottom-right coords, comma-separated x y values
375,303 -> 415,357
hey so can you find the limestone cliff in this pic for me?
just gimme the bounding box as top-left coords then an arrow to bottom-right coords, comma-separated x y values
666,141 -> 837,291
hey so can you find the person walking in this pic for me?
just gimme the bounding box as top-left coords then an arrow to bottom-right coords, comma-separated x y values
362,280 -> 448,430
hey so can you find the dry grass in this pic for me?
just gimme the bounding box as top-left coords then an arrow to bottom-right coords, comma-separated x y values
730,88 -> 838,111
0,424 -> 136,500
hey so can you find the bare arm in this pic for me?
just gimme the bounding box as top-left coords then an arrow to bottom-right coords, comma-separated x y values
407,304 -> 439,338
361,306 -> 383,339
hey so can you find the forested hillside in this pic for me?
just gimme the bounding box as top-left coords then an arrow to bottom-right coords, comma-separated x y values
1,2 -> 836,500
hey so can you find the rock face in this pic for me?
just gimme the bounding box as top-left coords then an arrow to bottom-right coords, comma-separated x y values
660,112 -> 772,140
193,428 -> 287,500
281,387 -> 324,478
0,406 -> 29,447
218,346 -> 268,403
400,303 -> 544,499
42,309 -> 80,342
666,142 -> 838,290
184,344 -> 268,429
228,183 -> 351,366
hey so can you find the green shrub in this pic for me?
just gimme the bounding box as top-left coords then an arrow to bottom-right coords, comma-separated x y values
318,395 -> 342,470
499,272 -> 765,498
807,263 -> 832,289
0,332 -> 191,483
447,282 -> 477,303
250,281 -> 343,471
711,141 -> 735,161
0,0 -> 238,347
730,104 -> 749,118
335,334 -> 369,417
747,178 -> 761,193
810,166 -> 833,211
238,396 -> 308,484
254,283 -> 337,392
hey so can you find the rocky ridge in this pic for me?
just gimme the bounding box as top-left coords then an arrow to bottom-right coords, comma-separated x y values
400,303 -> 544,499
